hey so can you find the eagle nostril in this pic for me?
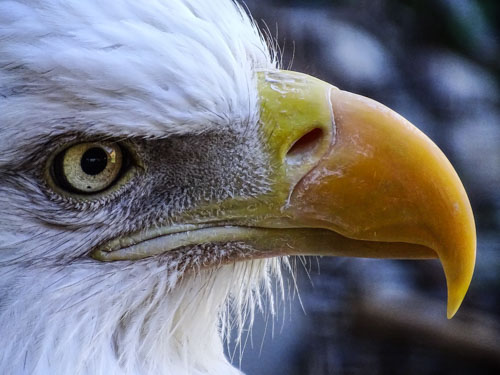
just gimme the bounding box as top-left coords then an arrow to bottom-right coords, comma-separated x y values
286,128 -> 324,166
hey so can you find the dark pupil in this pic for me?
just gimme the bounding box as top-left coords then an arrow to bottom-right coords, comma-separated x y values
81,147 -> 108,175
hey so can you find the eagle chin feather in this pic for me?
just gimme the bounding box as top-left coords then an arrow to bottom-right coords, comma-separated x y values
1,250 -> 285,374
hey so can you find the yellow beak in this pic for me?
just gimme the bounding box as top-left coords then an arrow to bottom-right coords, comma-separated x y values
91,69 -> 476,319
258,70 -> 476,318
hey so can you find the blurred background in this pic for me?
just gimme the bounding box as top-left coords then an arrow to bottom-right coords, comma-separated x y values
227,0 -> 500,374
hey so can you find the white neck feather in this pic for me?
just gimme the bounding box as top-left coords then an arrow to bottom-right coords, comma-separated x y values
0,258 -> 284,375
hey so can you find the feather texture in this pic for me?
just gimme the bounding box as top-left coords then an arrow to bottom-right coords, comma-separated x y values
0,249 -> 285,375
0,0 -> 275,160
0,0 -> 282,374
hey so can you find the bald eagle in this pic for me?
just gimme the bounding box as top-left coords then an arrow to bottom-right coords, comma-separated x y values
0,0 -> 475,374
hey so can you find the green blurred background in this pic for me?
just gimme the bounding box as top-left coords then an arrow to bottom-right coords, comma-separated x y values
227,1 -> 500,374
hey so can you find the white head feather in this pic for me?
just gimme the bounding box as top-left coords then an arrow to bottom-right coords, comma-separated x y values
0,1 -> 284,374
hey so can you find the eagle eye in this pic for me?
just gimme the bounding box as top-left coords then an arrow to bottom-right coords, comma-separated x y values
52,142 -> 127,194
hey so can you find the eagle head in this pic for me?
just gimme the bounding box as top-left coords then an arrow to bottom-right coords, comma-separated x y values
0,1 -> 475,374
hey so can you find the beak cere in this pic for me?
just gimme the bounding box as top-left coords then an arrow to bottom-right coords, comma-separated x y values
258,70 -> 476,318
